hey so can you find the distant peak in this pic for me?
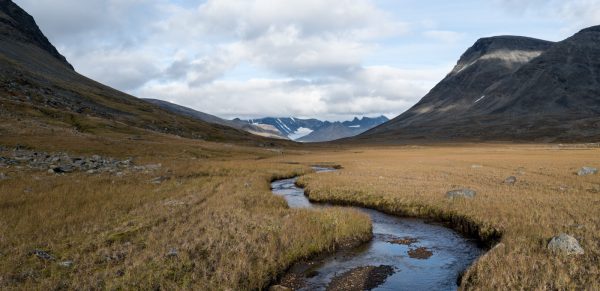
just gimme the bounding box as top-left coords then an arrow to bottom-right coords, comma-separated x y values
450,35 -> 554,76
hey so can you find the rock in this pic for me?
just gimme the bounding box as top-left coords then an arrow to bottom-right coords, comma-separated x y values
58,260 -> 73,268
577,167 -> 598,176
446,189 -> 476,199
166,248 -> 178,258
151,176 -> 168,184
547,233 -> 584,255
31,249 -> 54,261
269,285 -> 291,291
504,176 -> 517,185
145,163 -> 162,171
0,172 -> 7,180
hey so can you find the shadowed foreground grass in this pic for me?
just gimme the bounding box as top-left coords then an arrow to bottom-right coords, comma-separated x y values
0,119 -> 371,290
291,145 -> 600,289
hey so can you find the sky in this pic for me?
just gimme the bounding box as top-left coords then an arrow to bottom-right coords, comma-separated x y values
14,0 -> 600,121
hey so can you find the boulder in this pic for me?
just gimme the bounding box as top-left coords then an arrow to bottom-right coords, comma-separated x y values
577,167 -> 598,176
31,249 -> 54,260
446,189 -> 476,199
504,176 -> 517,185
547,233 -> 584,255
58,260 -> 73,268
166,248 -> 178,258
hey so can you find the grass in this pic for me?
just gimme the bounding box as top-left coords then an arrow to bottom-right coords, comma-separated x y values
2,108 -> 599,289
288,144 -> 600,290
0,116 -> 371,290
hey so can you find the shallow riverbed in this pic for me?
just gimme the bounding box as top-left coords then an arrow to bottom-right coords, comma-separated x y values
271,168 -> 482,290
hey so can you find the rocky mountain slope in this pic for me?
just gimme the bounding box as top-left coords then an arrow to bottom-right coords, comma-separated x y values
0,0 -> 276,144
298,116 -> 388,142
357,27 -> 600,142
144,99 -> 287,139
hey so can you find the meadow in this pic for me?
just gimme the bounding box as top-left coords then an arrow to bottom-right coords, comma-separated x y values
291,144 -> 600,290
0,117 -> 371,290
1,113 -> 599,289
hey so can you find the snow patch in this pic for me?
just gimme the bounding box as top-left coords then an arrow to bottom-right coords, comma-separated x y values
474,95 -> 486,104
288,127 -> 313,140
348,125 -> 361,128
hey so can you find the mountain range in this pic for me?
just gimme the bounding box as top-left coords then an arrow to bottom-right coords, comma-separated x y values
237,116 -> 389,142
356,27 -> 600,142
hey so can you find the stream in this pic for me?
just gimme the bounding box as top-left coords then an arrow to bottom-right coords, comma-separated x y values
271,167 -> 483,290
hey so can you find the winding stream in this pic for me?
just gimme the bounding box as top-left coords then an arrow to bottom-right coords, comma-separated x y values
271,167 -> 482,290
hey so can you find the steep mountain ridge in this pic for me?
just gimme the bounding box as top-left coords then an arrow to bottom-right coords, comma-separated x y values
358,27 -> 600,142
0,0 -> 276,144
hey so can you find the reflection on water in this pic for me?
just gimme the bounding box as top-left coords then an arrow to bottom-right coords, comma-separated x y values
271,168 -> 482,291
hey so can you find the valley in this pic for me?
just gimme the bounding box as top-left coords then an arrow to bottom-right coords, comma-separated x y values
1,0 -> 599,290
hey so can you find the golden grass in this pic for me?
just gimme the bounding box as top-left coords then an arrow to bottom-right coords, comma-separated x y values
287,144 -> 600,290
0,118 -> 371,290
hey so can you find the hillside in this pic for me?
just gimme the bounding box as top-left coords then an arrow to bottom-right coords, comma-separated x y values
0,0 -> 279,145
357,27 -> 600,142
144,98 -> 287,139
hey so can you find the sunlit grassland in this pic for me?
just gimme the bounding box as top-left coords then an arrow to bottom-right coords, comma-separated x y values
288,144 -> 600,289
0,118 -> 371,290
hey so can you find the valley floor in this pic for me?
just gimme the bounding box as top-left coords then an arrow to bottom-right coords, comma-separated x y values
1,119 -> 598,290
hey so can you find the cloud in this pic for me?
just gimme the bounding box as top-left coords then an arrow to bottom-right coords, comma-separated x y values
137,65 -> 447,120
495,0 -> 600,34
14,0 -> 425,120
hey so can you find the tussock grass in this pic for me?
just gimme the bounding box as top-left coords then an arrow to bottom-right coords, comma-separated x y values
0,118 -> 371,290
289,145 -> 600,289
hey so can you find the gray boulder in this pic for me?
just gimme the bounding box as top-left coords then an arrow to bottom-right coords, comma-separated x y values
58,260 -> 73,268
577,167 -> 598,176
547,233 -> 584,255
446,189 -> 476,199
504,176 -> 517,185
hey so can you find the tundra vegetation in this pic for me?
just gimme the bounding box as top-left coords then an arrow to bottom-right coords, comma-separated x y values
0,119 -> 371,290
293,145 -> 600,289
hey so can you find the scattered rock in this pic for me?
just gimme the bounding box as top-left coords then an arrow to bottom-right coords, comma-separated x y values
577,167 -> 598,176
0,146 -> 163,176
326,265 -> 395,291
150,176 -> 168,184
58,260 -> 73,268
446,189 -> 476,199
166,248 -> 178,258
547,233 -> 584,255
270,285 -> 292,291
0,172 -> 7,180
504,176 -> 517,185
407,247 -> 433,259
31,249 -> 54,261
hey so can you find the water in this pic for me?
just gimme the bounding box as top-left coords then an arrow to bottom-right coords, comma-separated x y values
271,168 -> 482,291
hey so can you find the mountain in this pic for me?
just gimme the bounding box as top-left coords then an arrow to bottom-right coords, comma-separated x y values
0,0 -> 277,144
239,117 -> 326,139
299,116 -> 389,142
237,116 -> 388,142
357,27 -> 600,142
144,99 -> 287,139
